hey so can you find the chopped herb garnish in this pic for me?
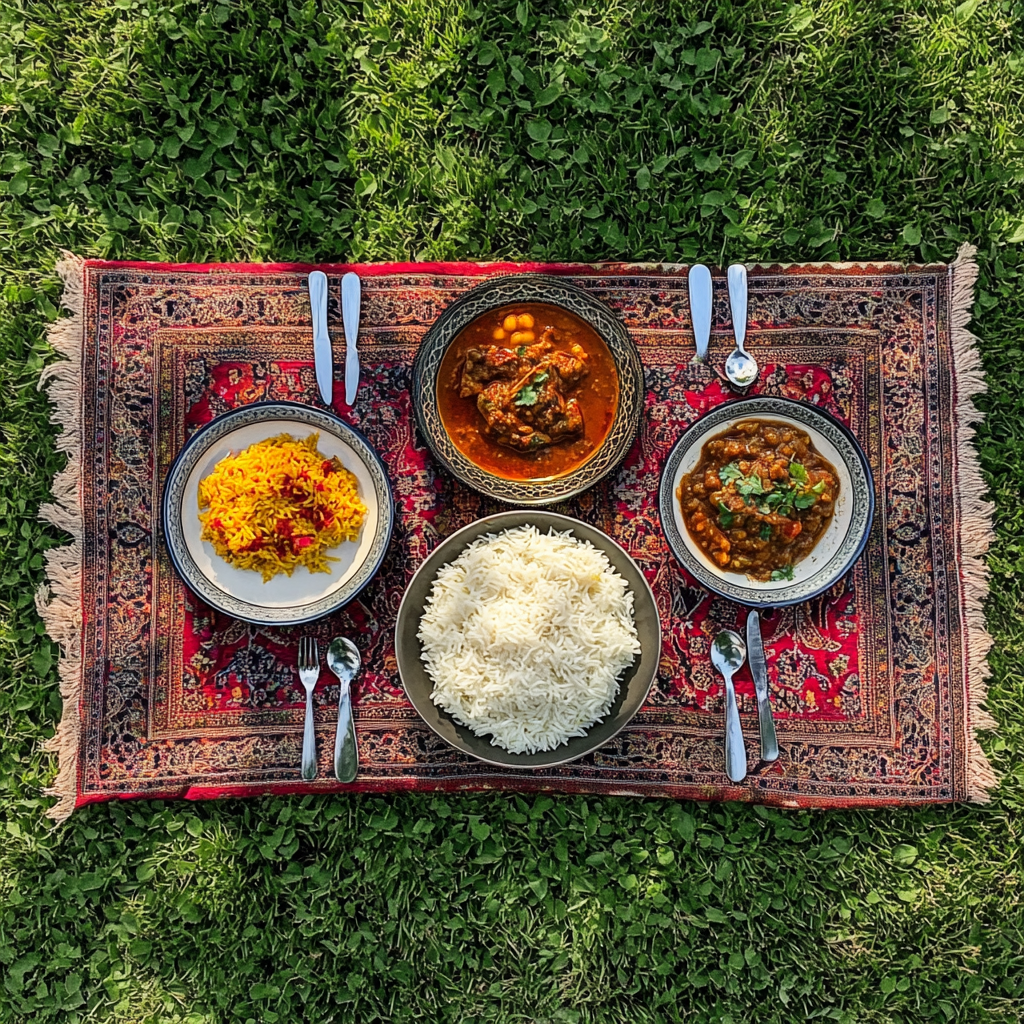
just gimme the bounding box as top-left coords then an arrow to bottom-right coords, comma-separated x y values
719,462 -> 744,484
716,461 -> 767,501
513,371 -> 550,407
760,524 -> 772,540
717,502 -> 734,529
770,564 -> 795,581
717,458 -> 824,522
516,345 -> 527,356
737,474 -> 766,499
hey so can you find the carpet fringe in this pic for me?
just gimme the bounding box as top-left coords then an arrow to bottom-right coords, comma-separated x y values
949,243 -> 998,802
36,251 -> 86,823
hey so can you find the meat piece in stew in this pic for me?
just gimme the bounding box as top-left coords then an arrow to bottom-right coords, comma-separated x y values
458,318 -> 590,453
676,419 -> 840,581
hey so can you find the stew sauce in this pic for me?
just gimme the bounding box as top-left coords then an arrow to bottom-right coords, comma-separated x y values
437,303 -> 619,481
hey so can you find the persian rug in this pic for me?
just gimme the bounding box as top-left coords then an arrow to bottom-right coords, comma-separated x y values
38,248 -> 997,822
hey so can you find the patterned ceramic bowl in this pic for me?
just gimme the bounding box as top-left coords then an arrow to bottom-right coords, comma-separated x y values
394,510 -> 661,768
162,401 -> 394,625
412,275 -> 644,505
658,396 -> 874,607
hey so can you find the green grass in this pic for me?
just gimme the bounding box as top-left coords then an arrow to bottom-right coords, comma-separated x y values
1,0 -> 1023,1021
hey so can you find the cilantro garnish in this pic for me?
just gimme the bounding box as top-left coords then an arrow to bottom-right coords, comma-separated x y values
760,524 -> 772,540
719,462 -> 766,501
717,459 -> 824,517
513,371 -> 549,407
771,564 -> 795,581
516,345 -> 527,357
717,502 -> 734,529
737,475 -> 766,499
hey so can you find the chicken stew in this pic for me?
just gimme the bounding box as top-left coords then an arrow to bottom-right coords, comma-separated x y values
437,303 -> 618,480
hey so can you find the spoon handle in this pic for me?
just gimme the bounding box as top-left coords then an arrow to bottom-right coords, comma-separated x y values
334,680 -> 359,783
727,264 -> 747,350
723,673 -> 748,783
688,264 -> 713,363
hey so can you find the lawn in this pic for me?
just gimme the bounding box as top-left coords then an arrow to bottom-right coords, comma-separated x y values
1,0 -> 1023,1021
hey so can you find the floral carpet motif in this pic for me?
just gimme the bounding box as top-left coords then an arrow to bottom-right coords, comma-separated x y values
39,255 -> 996,820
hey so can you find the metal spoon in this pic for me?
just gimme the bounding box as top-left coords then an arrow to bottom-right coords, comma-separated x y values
327,637 -> 361,783
724,264 -> 759,390
710,630 -> 749,783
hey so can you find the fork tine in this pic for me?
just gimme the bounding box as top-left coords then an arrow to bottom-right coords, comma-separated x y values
310,638 -> 319,669
298,635 -> 307,670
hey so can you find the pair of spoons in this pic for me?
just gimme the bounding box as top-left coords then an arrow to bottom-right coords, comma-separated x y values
688,263 -> 759,390
710,627 -> 778,784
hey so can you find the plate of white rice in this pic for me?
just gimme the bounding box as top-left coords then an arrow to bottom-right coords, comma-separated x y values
395,511 -> 661,768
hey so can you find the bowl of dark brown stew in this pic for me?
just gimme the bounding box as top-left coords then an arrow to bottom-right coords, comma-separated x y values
658,396 -> 874,607
412,275 -> 643,505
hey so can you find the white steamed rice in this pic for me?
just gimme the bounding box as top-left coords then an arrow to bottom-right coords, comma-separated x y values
417,524 -> 642,754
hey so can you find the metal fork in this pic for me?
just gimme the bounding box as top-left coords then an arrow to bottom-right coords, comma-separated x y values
297,636 -> 320,780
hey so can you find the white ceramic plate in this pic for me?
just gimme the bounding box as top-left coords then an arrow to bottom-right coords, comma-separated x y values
658,396 -> 874,607
162,402 -> 393,624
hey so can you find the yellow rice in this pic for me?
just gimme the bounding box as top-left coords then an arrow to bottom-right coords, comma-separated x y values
197,433 -> 367,582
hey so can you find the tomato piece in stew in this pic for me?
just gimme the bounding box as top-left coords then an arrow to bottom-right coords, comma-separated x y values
676,419 -> 839,581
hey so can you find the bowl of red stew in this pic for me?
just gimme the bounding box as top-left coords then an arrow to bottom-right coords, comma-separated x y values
412,275 -> 644,505
657,396 -> 874,607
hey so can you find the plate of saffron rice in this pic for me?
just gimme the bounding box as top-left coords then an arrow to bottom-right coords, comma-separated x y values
162,402 -> 393,624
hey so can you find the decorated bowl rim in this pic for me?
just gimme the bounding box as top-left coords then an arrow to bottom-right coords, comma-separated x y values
411,274 -> 644,506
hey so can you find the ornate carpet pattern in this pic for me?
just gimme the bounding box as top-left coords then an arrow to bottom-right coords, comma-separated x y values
38,251 -> 996,821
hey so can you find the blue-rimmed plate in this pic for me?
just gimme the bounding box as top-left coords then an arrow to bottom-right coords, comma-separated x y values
658,396 -> 874,608
161,401 -> 393,625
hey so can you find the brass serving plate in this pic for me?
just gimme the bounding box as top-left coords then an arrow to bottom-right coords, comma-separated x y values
395,511 -> 661,768
411,275 -> 644,505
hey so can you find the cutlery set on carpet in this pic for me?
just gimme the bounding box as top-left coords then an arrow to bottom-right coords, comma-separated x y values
297,636 -> 362,783
296,274 -> 366,782
711,612 -> 780,784
308,269 -> 362,406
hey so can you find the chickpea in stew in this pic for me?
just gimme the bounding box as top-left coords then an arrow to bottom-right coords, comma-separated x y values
677,419 -> 840,581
